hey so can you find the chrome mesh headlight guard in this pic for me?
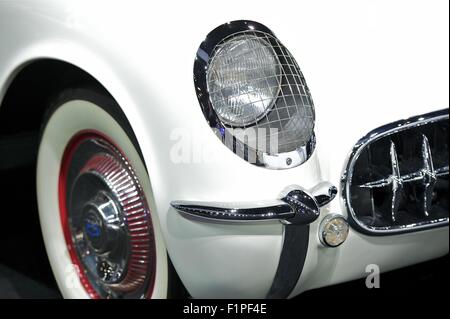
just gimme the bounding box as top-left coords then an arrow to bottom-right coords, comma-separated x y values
194,20 -> 316,170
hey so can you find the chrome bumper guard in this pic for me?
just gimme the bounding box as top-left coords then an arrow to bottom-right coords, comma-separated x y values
171,182 -> 337,225
171,181 -> 338,299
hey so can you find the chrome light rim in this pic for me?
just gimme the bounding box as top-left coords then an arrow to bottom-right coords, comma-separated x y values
59,131 -> 156,298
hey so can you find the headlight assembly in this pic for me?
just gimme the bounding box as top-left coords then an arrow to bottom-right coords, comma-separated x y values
194,20 -> 316,169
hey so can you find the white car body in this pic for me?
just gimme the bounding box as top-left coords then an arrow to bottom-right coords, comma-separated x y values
0,0 -> 448,298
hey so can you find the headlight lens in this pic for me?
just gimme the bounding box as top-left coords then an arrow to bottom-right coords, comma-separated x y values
207,35 -> 281,127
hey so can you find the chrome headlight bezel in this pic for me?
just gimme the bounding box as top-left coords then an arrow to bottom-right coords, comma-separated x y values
194,20 -> 316,170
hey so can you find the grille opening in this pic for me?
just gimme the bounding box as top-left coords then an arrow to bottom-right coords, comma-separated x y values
344,111 -> 449,234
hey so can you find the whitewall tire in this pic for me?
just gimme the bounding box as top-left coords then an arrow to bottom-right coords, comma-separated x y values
36,89 -> 169,299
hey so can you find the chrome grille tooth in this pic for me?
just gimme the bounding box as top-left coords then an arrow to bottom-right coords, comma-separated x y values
389,141 -> 403,222
390,141 -> 401,178
421,134 -> 434,173
420,134 -> 436,217
360,178 -> 391,188
435,166 -> 449,176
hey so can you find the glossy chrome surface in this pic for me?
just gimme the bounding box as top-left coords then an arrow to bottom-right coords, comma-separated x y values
77,190 -> 127,284
61,133 -> 156,298
194,20 -> 316,170
171,182 -> 336,225
310,181 -> 338,207
342,109 -> 449,235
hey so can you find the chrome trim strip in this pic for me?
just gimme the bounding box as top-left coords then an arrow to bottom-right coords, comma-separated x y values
171,182 -> 337,225
341,109 -> 449,235
171,200 -> 294,222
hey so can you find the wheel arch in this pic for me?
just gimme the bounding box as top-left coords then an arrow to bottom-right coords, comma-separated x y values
0,54 -> 156,178
0,59 -> 108,136
0,43 -> 159,169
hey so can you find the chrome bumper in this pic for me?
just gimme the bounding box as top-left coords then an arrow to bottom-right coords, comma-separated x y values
171,182 -> 337,225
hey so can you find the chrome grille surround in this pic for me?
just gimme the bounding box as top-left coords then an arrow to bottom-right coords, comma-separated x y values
341,110 -> 449,235
194,20 -> 316,170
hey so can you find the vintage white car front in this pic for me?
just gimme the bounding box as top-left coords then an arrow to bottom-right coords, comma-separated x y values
0,0 -> 448,299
